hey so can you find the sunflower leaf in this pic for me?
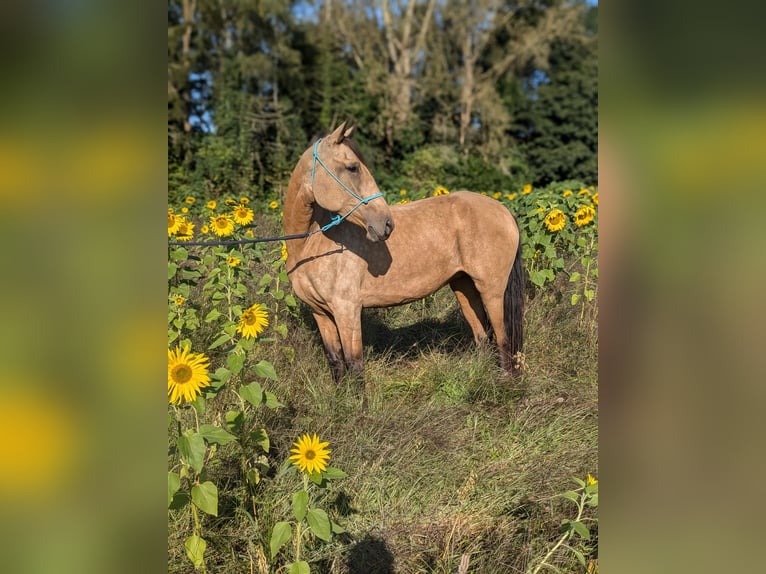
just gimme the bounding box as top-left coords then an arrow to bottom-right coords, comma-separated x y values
168,263 -> 178,279
227,353 -> 245,375
225,410 -> 244,433
288,561 -> 310,574
191,481 -> 218,516
270,522 -> 292,558
178,431 -> 205,473
184,535 -> 206,569
292,490 -> 308,522
264,391 -> 283,409
331,521 -> 346,534
199,424 -> 237,446
307,508 -> 332,541
251,428 -> 270,452
322,467 -> 347,480
168,472 -> 180,508
240,382 -> 264,407
208,333 -> 231,350
253,360 -> 278,381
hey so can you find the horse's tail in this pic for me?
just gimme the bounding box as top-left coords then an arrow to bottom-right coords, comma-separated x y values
504,234 -> 525,373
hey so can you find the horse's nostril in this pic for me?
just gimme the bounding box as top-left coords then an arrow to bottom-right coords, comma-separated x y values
385,218 -> 394,236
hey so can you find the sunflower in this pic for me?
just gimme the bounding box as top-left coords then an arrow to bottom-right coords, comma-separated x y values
240,196 -> 250,204
176,219 -> 195,241
522,184 -> 532,195
433,186 -> 449,196
398,198 -> 411,204
227,255 -> 241,268
168,212 -> 182,236
185,196 -> 196,205
236,303 -> 269,339
578,188 -> 591,197
493,192 -> 502,199
173,295 -> 185,306
399,189 -> 407,196
201,225 -> 209,234
225,198 -> 237,206
210,214 -> 235,237
586,473 -> 598,486
544,209 -> 567,232
232,205 -> 254,226
206,200 -> 217,210
168,346 -> 211,405
574,205 -> 596,227
289,433 -> 331,475
181,207 -> 189,214
592,192 -> 598,205
269,200 -> 279,210
281,243 -> 288,261
505,193 -> 517,201
563,189 -> 573,197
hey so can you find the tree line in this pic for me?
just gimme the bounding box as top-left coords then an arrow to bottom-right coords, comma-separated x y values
168,0 -> 597,203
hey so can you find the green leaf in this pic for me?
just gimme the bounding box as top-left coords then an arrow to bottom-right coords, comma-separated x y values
573,549 -> 586,566
584,289 -> 595,301
569,520 -> 590,540
168,472 -> 180,508
273,290 -> 285,300
270,521 -> 292,558
191,481 -> 218,516
259,274 -> 273,286
265,391 -> 283,409
309,471 -> 323,486
225,410 -> 244,433
274,324 -> 288,338
331,521 -> 346,534
251,428 -> 270,452
322,467 -> 348,480
253,360 -> 278,380
191,394 -> 205,415
292,490 -> 308,522
199,424 -> 237,445
178,431 -> 206,473
168,262 -> 178,279
289,561 -> 310,574
212,367 -> 231,384
227,352 -> 245,375
571,293 -> 581,306
240,382 -> 264,407
246,468 -> 260,485
208,333 -> 231,350
285,294 -> 298,307
184,535 -> 206,569
172,247 -> 189,262
561,490 -> 580,503
569,271 -> 581,283
307,508 -> 332,541
205,309 -> 222,323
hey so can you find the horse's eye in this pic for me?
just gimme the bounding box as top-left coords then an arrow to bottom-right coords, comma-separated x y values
346,164 -> 359,173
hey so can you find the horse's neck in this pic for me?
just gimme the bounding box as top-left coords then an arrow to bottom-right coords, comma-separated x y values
283,154 -> 315,254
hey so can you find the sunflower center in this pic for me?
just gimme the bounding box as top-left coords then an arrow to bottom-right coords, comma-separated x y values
243,311 -> 256,325
172,364 -> 193,384
305,450 -> 316,460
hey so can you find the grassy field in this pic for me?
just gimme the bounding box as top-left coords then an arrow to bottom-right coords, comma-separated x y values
168,213 -> 598,574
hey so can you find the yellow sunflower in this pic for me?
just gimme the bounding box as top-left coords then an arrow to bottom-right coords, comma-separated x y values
227,256 -> 241,268
522,183 -> 532,195
269,200 -> 279,210
168,346 -> 211,405
398,198 -> 411,204
544,209 -> 567,232
505,193 -> 517,201
578,188 -> 591,197
586,473 -> 598,486
181,207 -> 189,214
592,192 -> 598,205
236,303 -> 269,339
185,196 -> 196,205
281,243 -> 288,261
201,225 -> 209,234
232,205 -> 254,226
210,214 -> 235,237
206,200 -> 217,210
399,189 -> 407,196
168,212 -> 182,236
289,433 -> 331,475
173,295 -> 185,306
493,192 -> 502,199
574,205 -> 596,227
563,189 -> 573,197
225,198 -> 237,206
176,219 -> 195,241
245,229 -> 255,238
433,186 -> 450,196
240,196 -> 250,204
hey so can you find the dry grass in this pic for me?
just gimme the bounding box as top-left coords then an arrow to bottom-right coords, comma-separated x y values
169,229 -> 597,574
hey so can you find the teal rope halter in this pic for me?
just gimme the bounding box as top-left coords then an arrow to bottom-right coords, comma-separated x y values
311,138 -> 384,232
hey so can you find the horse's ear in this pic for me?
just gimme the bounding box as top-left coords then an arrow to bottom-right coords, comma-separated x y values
329,121 -> 348,144
342,123 -> 355,140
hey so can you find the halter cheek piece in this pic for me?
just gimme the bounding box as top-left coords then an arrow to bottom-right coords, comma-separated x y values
311,138 -> 384,233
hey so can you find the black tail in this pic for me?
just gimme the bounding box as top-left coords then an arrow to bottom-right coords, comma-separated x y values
503,235 -> 525,373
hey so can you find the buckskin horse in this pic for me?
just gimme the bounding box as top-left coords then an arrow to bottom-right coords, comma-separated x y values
284,122 -> 524,382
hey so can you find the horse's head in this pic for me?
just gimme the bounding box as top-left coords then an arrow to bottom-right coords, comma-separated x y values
309,122 -> 394,242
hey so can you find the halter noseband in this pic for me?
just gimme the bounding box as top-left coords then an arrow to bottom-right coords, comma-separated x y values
311,138 -> 384,233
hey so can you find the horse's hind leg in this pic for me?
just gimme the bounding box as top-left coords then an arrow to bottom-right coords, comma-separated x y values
450,274 -> 490,343
312,312 -> 345,382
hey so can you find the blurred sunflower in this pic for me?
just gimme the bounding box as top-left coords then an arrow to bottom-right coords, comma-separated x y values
289,433 -> 331,475
168,212 -> 182,236
206,200 -> 217,210
578,189 -> 591,197
201,224 -> 209,234
175,219 -> 195,241
574,205 -> 596,227
544,209 -> 567,232
172,295 -> 185,306
269,200 -> 279,210
225,198 -> 237,206
505,193 -> 517,201
433,186 -> 449,196
592,192 -> 598,205
281,243 -> 288,261
399,189 -> 407,196
522,184 -> 532,195
236,303 -> 269,339
240,196 -> 250,204
493,192 -> 502,199
563,189 -> 573,197
232,205 -> 254,226
185,196 -> 196,205
210,214 -> 235,237
227,256 -> 241,268
168,346 -> 211,405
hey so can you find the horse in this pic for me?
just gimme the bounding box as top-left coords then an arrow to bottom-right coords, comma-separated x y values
284,122 -> 524,383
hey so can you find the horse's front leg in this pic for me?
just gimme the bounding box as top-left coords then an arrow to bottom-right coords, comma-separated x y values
333,303 -> 364,379
312,312 -> 345,382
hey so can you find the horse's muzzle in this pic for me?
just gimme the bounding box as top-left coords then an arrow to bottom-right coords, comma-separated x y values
368,217 -> 394,242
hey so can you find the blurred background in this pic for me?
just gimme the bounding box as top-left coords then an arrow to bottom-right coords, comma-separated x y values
1,0 -> 765,571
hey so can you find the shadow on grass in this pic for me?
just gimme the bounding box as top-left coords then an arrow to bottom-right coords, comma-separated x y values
347,534 -> 395,574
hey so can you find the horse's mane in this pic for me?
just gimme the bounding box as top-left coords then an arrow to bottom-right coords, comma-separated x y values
310,131 -> 369,168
